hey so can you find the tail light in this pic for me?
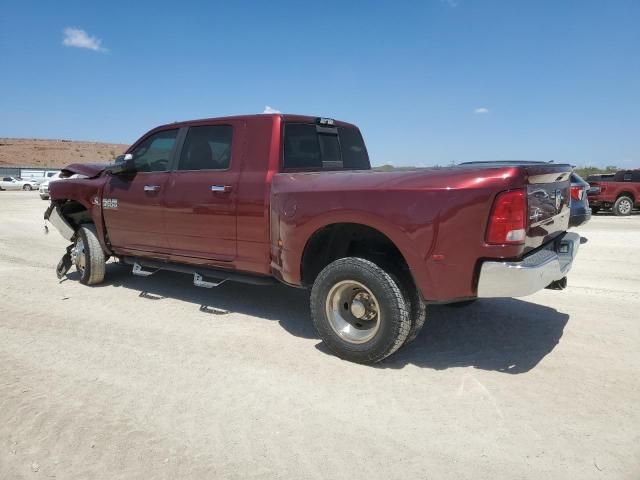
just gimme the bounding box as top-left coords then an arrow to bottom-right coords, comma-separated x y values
570,186 -> 584,201
486,189 -> 526,245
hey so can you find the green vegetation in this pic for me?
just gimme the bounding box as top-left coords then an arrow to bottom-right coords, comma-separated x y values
573,165 -> 619,178
374,163 -> 625,178
373,164 -> 443,171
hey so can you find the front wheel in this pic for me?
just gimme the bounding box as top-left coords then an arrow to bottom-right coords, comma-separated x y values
71,224 -> 106,285
613,196 -> 633,216
310,257 -> 411,364
23,184 -> 32,191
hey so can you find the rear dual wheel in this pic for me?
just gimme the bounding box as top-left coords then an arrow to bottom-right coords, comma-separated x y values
310,257 -> 426,364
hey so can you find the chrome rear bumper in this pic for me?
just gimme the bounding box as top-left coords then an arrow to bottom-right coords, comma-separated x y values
477,232 -> 581,298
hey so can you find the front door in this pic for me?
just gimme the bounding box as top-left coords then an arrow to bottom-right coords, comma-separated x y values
103,128 -> 180,254
163,122 -> 241,261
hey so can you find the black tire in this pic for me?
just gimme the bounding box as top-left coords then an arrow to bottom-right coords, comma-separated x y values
73,224 -> 106,285
40,195 -> 48,200
398,279 -> 427,345
613,196 -> 633,216
310,257 -> 411,364
23,184 -> 32,191
590,206 -> 600,214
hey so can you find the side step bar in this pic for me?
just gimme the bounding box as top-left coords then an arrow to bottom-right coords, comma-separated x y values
132,262 -> 158,277
121,257 -> 277,287
194,273 -> 226,288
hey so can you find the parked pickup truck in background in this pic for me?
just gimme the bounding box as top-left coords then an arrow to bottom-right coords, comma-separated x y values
587,170 -> 640,216
45,114 -> 582,363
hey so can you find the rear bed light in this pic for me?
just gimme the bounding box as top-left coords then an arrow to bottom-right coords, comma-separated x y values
486,189 -> 526,245
570,186 -> 584,201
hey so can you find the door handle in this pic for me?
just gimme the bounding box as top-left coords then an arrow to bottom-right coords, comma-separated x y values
144,185 -> 161,192
210,185 -> 232,193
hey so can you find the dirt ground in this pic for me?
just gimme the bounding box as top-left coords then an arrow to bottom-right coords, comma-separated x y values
1,191 -> 638,479
0,138 -> 129,168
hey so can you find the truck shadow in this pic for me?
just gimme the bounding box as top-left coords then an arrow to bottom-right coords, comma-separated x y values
95,265 -> 315,339
381,299 -> 569,373
592,210 -> 640,216
93,264 -> 568,374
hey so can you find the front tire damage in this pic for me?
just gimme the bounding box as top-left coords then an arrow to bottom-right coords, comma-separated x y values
56,224 -> 106,285
56,244 -> 74,279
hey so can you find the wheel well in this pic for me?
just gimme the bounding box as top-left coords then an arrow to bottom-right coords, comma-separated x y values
301,223 -> 414,289
58,200 -> 93,229
617,191 -> 635,203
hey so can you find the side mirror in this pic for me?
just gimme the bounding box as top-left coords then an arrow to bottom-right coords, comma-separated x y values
108,154 -> 136,175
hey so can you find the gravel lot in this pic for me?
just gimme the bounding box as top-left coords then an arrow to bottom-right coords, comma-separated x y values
1,191 -> 639,479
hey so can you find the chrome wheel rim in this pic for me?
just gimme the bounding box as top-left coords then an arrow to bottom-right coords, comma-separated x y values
71,237 -> 87,273
619,199 -> 632,214
325,280 -> 381,344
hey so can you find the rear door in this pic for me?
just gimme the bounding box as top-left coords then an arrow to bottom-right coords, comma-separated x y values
163,121 -> 242,261
103,128 -> 180,253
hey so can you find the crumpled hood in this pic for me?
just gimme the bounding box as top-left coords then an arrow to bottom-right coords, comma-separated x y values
61,162 -> 109,178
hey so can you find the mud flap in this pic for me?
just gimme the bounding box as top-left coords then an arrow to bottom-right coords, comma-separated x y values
56,244 -> 74,279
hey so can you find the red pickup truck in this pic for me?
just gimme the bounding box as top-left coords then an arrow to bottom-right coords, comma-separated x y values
586,170 -> 640,216
45,114 -> 582,363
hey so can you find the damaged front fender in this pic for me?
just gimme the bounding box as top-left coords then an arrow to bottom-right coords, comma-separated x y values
44,204 -> 75,241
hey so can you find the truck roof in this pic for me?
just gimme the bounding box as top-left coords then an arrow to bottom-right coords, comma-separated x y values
154,114 -> 358,130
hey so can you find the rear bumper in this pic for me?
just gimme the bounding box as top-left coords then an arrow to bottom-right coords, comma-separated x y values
477,232 -> 581,298
569,204 -> 592,227
570,212 -> 591,227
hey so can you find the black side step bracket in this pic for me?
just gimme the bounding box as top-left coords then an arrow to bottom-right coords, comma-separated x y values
121,257 -> 277,287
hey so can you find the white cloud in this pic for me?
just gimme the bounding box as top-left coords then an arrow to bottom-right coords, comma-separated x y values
263,105 -> 281,114
474,107 -> 490,114
62,27 -> 107,52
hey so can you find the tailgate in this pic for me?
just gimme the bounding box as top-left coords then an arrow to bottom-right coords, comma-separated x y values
525,165 -> 571,251
586,181 -> 603,195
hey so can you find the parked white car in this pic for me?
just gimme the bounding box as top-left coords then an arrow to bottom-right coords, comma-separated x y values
0,176 -> 40,191
39,172 -> 63,200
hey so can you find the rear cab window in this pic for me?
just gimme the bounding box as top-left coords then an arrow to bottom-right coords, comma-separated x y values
282,120 -> 370,171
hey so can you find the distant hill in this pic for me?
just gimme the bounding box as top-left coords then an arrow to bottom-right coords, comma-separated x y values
0,138 -> 130,168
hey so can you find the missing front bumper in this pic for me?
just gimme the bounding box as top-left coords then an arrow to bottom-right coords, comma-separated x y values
476,232 -> 582,298
44,205 -> 75,241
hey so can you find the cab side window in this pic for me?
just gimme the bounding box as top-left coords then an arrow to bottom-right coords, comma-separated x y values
178,125 -> 233,171
131,129 -> 178,172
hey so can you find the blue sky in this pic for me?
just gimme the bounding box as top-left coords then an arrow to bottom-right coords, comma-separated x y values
1,0 -> 638,167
